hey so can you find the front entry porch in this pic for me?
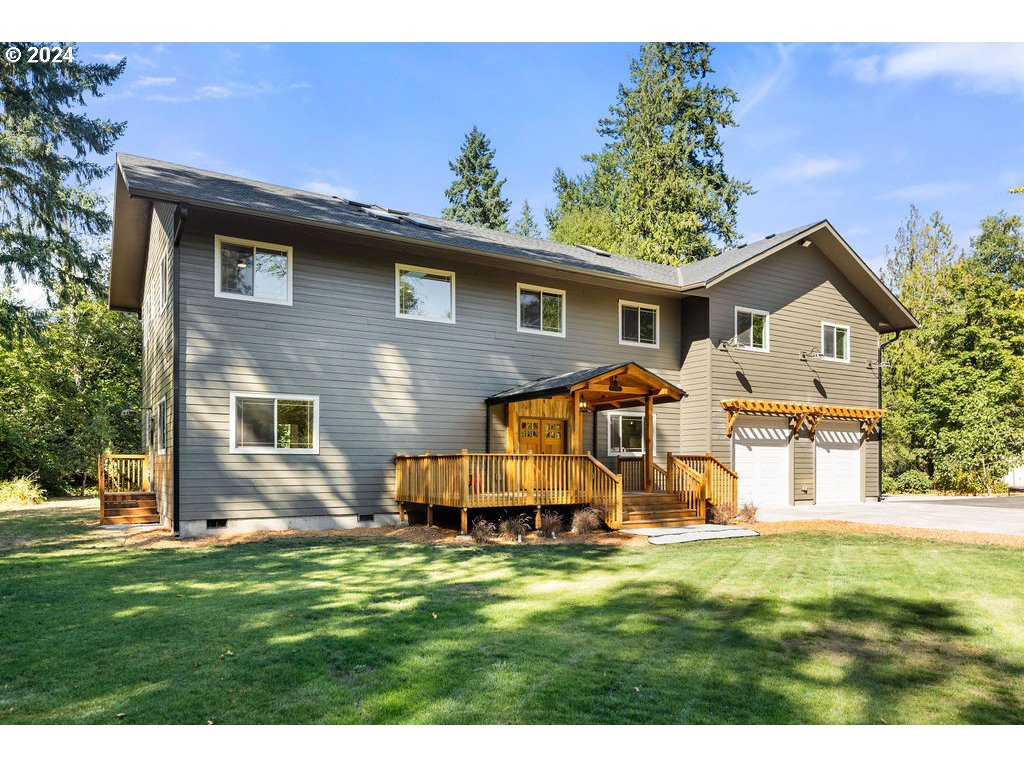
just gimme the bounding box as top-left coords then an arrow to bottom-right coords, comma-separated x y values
394,363 -> 739,532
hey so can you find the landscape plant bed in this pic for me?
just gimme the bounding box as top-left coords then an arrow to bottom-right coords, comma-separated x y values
3,500 -> 1023,724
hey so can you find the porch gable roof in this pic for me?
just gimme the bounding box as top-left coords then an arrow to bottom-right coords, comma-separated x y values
485,362 -> 684,410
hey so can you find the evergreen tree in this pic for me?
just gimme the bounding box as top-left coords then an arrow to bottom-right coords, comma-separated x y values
547,43 -> 753,264
442,126 -> 510,230
0,43 -> 126,316
971,212 -> 1024,289
512,200 -> 541,238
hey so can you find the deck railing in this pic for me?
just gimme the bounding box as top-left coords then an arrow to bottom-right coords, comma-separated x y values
672,453 -> 738,510
668,456 -> 708,519
395,451 -> 624,529
97,454 -> 149,520
616,455 -> 645,492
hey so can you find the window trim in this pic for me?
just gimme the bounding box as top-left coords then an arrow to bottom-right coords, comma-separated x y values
734,306 -> 770,353
606,410 -> 656,457
516,282 -> 566,338
229,392 -> 320,455
394,263 -> 456,324
214,235 -> 294,306
155,398 -> 167,455
618,299 -> 660,349
821,321 -> 851,363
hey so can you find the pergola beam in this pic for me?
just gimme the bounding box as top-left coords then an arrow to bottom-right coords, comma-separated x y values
720,398 -> 885,440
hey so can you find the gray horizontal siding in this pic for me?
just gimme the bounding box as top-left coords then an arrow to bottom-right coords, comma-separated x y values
178,208 -> 683,523
706,242 -> 883,502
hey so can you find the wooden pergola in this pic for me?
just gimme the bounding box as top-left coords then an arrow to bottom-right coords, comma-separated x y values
487,362 -> 685,492
720,398 -> 884,440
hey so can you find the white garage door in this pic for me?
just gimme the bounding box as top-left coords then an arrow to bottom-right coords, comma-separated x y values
734,417 -> 790,506
815,424 -> 863,504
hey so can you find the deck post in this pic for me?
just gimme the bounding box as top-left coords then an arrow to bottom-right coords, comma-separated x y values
427,505 -> 434,528
398,502 -> 406,522
142,454 -> 150,492
460,448 -> 470,509
644,394 -> 654,493
97,454 -> 105,521
525,451 -> 536,507
460,508 -> 468,535
585,451 -> 593,504
667,452 -> 674,496
423,451 -> 431,507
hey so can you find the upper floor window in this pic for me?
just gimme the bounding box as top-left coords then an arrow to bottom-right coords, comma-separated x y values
822,322 -> 850,362
619,300 -> 659,347
396,264 -> 455,323
735,307 -> 769,352
517,283 -> 565,337
230,393 -> 319,454
215,235 -> 292,305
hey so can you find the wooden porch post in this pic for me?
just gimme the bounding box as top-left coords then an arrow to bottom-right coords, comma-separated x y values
572,391 -> 584,454
644,395 -> 654,493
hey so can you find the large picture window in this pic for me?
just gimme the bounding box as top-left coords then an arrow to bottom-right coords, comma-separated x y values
396,264 -> 455,323
607,412 -> 654,456
619,300 -> 659,347
735,307 -> 769,351
517,283 -> 565,337
822,322 -> 850,362
215,236 -> 292,305
230,393 -> 319,454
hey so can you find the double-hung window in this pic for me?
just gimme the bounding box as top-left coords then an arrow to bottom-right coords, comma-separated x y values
607,412 -> 654,456
215,236 -> 292,305
396,264 -> 455,323
735,307 -> 769,351
619,300 -> 659,347
822,322 -> 850,362
517,283 -> 565,337
230,393 -> 320,454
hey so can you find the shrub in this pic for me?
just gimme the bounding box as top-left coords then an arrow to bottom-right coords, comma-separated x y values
736,502 -> 757,524
707,501 -> 734,525
498,513 -> 531,540
470,516 -> 496,544
0,475 -> 45,508
538,511 -> 562,538
571,507 -> 604,534
881,474 -> 898,495
896,469 -> 932,494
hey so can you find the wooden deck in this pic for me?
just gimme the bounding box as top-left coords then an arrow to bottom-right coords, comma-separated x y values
98,454 -> 159,525
395,451 -> 738,531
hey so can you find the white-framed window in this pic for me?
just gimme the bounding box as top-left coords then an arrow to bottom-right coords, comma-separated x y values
214,235 -> 293,305
619,300 -> 659,348
822,322 -> 851,362
395,264 -> 455,323
155,398 -> 167,454
230,392 -> 320,455
606,411 -> 656,456
735,307 -> 769,352
517,283 -> 565,337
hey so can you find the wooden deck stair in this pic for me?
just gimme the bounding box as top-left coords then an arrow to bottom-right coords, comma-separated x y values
100,492 -> 160,525
619,492 -> 705,529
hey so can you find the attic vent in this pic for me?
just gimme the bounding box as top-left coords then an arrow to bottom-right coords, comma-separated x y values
575,244 -> 613,257
402,216 -> 443,231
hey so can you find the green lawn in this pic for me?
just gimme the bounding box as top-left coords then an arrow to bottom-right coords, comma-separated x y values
1,502 -> 1022,724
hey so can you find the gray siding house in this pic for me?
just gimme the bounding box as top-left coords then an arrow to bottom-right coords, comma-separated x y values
109,155 -> 917,536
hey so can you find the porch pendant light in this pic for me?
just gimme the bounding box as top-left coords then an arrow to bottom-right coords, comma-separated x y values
609,376 -> 623,392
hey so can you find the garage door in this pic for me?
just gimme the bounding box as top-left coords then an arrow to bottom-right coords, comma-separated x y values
734,417 -> 790,506
815,424 -> 862,503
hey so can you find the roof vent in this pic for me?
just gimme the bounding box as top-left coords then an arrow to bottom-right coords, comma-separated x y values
367,208 -> 402,223
346,199 -> 372,209
764,233 -> 776,239
575,244 -> 613,258
402,216 -> 443,231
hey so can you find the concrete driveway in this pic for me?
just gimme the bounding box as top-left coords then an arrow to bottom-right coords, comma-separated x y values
756,494 -> 1024,537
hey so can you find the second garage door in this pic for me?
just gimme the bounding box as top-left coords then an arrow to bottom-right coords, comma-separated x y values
734,417 -> 790,506
815,424 -> 863,503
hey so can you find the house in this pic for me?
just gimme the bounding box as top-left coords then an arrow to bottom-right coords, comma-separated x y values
107,154 -> 918,536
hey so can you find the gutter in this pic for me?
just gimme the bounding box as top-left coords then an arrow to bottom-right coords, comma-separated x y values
876,330 -> 902,501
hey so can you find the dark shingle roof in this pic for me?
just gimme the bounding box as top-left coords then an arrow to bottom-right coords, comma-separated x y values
486,362 -> 682,406
116,154 -> 682,288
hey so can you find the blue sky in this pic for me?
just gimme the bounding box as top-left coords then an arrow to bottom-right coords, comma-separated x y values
72,42 -> 1024,276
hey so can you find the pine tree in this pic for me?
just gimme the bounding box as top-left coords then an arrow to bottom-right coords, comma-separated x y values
512,200 -> 541,238
442,126 -> 510,230
0,43 -> 126,315
547,43 -> 753,264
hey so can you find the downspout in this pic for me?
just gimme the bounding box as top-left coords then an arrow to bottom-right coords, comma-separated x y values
877,330 -> 901,501
172,205 -> 188,535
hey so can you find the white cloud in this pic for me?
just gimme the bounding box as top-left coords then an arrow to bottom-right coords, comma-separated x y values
877,182 -> 970,201
145,81 -> 274,103
134,76 -> 176,88
771,154 -> 860,183
735,43 -> 795,118
845,43 -> 1024,96
195,85 -> 233,99
302,181 -> 359,200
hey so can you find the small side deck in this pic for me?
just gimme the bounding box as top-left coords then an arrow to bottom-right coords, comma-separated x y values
98,454 -> 159,525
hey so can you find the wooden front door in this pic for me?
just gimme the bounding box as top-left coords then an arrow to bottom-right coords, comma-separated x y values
519,418 -> 567,454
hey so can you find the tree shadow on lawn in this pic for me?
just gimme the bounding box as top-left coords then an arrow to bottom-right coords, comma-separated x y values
1,532 -> 1022,724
